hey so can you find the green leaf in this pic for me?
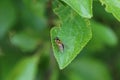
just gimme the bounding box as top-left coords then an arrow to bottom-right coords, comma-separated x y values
93,1 -> 116,22
51,4 -> 92,69
21,0 -> 47,31
87,20 -> 118,52
22,0 -> 47,18
10,29 -> 41,52
61,0 -> 93,18
99,0 -> 120,21
64,57 -> 112,80
6,55 -> 39,80
0,55 -> 23,80
0,0 -> 16,38
91,21 -> 118,46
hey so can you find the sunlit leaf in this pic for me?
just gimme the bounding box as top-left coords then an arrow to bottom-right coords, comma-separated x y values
51,4 -> 92,69
0,55 -> 23,80
6,55 -> 39,80
100,0 -> 120,21
61,0 -> 93,18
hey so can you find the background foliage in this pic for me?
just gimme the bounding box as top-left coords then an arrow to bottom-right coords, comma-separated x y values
0,0 -> 120,80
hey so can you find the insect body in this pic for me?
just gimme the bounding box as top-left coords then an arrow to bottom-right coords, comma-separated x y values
54,37 -> 64,52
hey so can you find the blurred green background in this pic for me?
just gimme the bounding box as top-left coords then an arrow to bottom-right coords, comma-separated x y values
0,0 -> 120,80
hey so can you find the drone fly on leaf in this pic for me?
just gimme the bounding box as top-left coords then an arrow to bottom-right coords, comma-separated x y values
54,37 -> 64,53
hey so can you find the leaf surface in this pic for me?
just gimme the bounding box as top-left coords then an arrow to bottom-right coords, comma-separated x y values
6,55 -> 39,80
62,0 -> 93,18
51,4 -> 92,69
100,0 -> 120,21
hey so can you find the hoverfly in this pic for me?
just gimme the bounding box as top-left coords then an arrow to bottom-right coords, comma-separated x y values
54,37 -> 64,53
